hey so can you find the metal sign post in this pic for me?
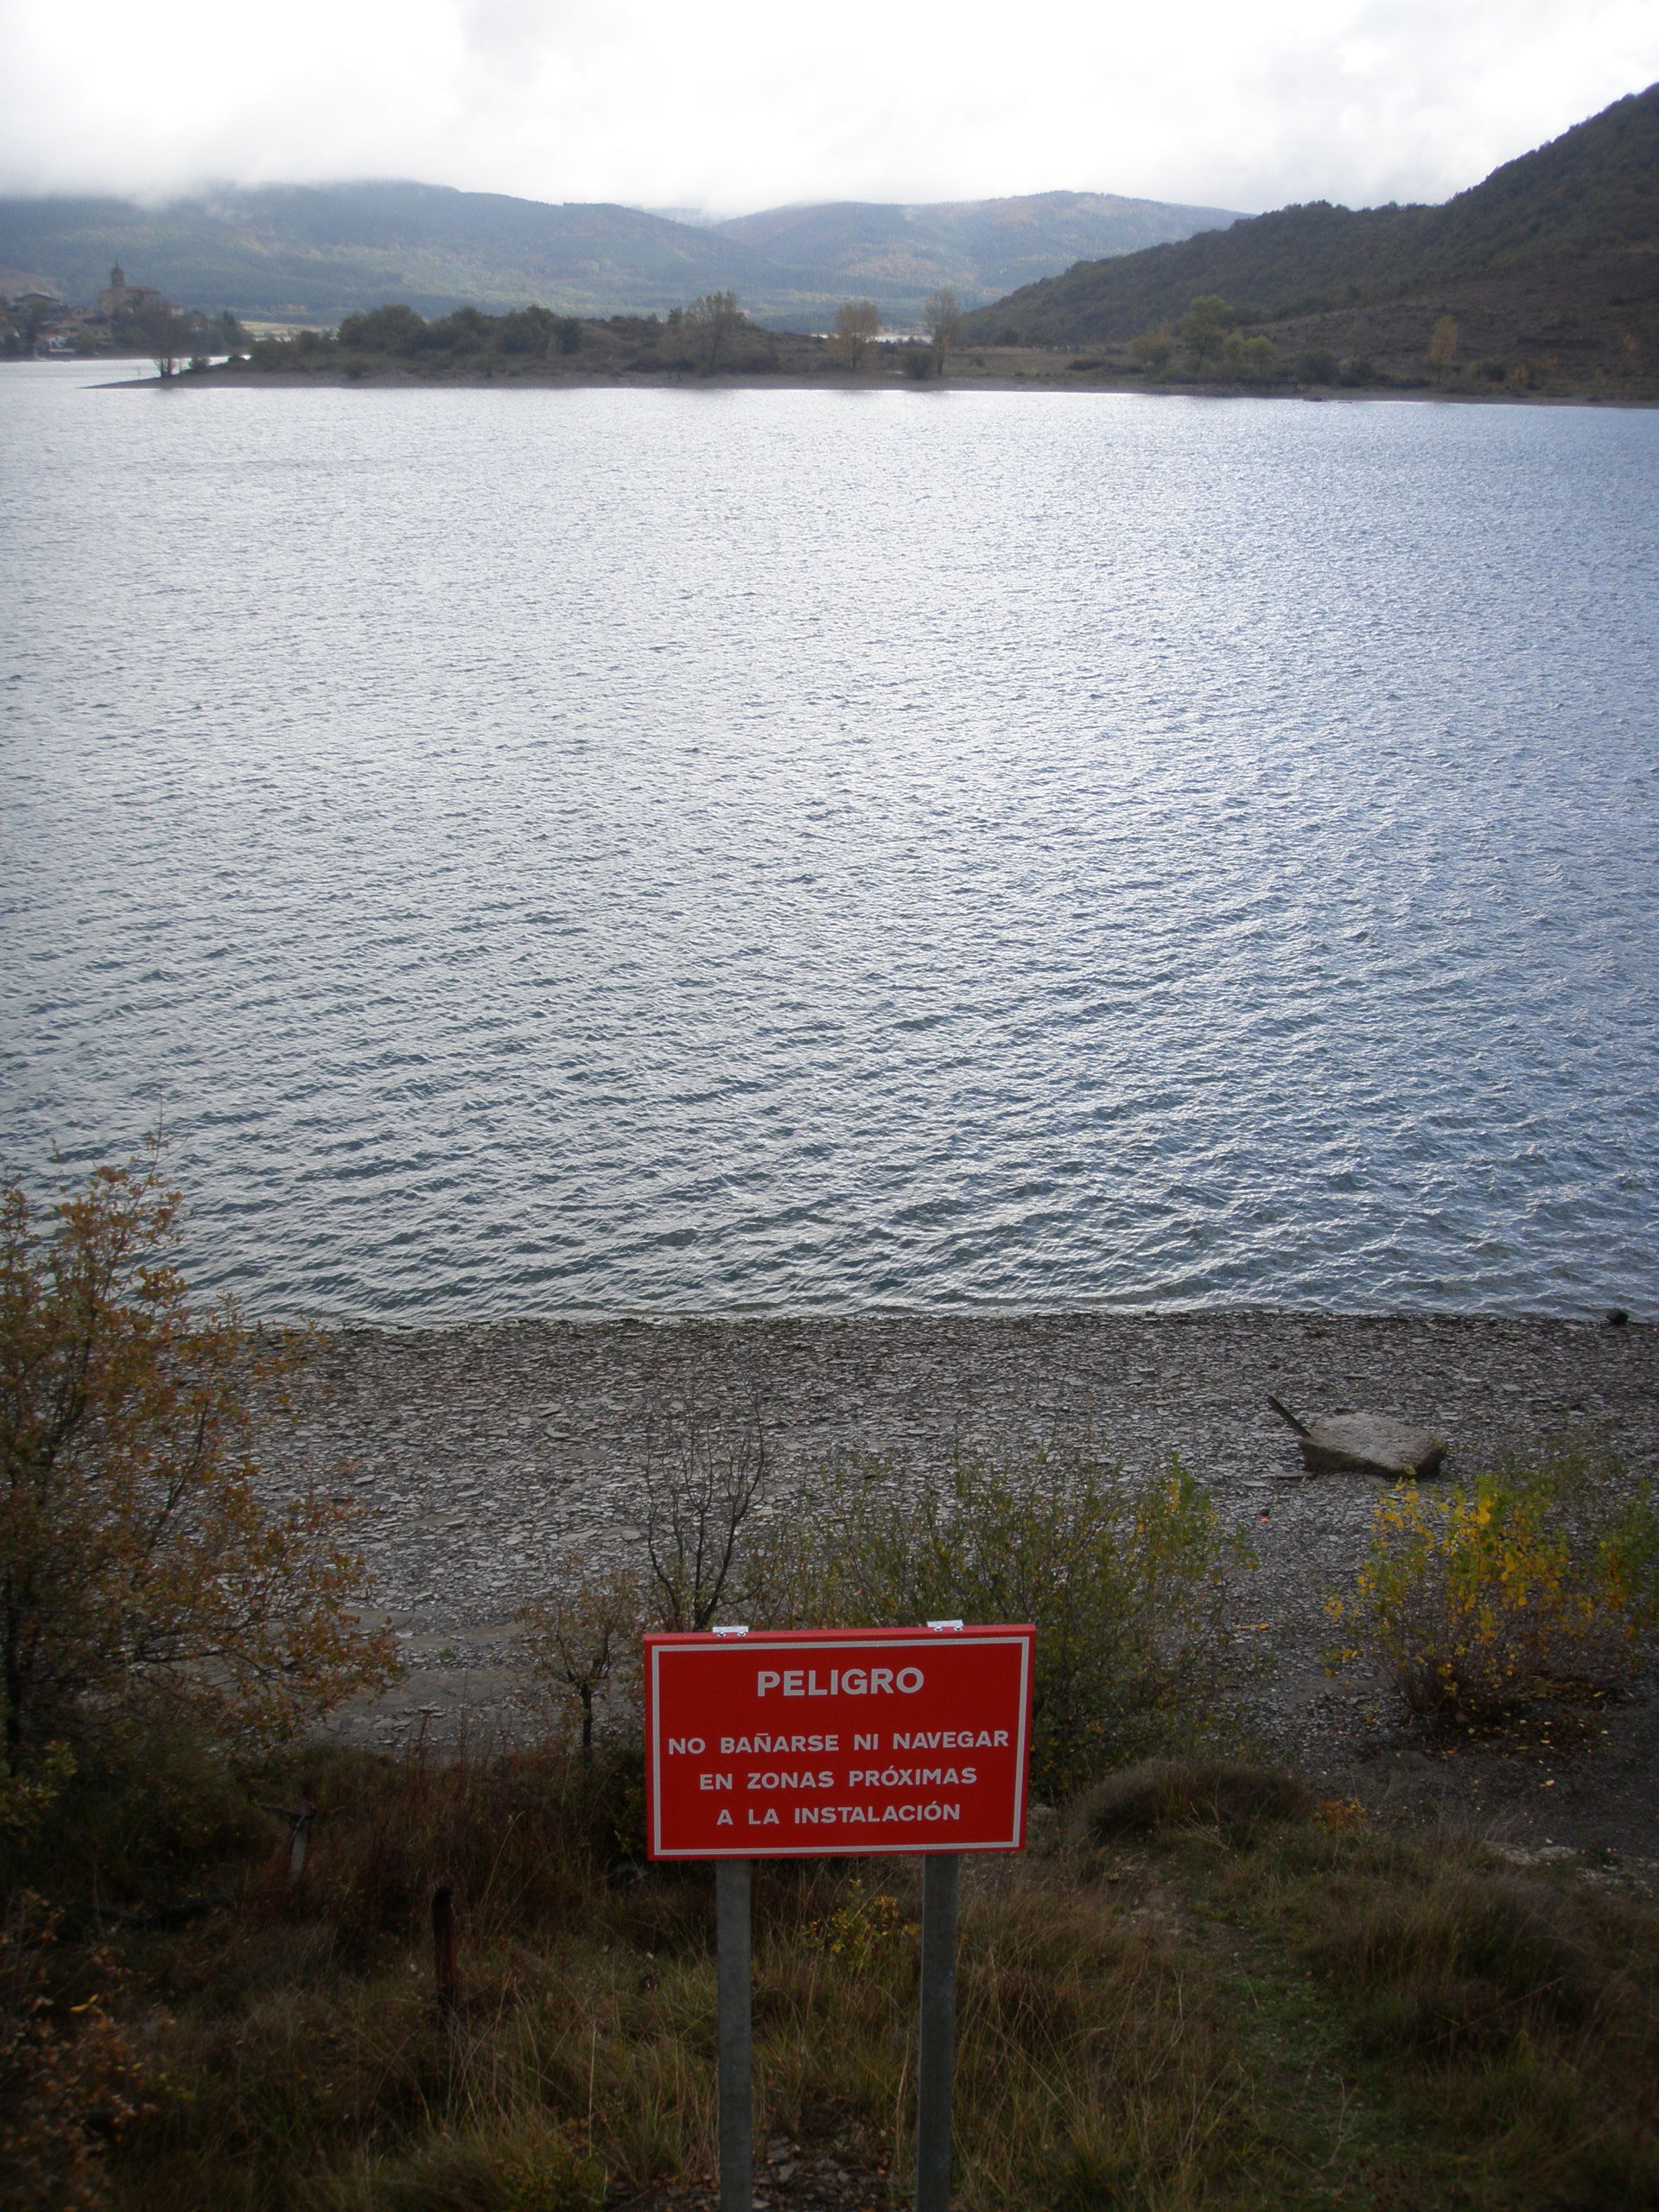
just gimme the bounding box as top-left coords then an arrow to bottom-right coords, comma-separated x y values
715,1858 -> 752,2212
645,1624 -> 1034,2212
915,1852 -> 960,2212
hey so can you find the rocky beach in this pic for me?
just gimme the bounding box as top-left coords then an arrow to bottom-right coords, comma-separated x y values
270,1310 -> 1659,1873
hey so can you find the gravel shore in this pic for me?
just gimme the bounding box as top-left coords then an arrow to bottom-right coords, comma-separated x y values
270,1311 -> 1659,1866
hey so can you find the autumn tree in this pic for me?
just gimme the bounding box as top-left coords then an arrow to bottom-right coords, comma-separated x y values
922,287 -> 962,376
516,1557 -> 643,1757
833,299 -> 880,369
681,290 -> 743,372
1428,315 -> 1460,375
0,1156 -> 398,1781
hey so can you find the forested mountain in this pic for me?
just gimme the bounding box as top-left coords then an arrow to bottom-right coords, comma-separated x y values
0,180 -> 1239,330
961,84 -> 1659,349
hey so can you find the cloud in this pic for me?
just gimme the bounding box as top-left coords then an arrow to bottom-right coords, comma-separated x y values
0,0 -> 1653,213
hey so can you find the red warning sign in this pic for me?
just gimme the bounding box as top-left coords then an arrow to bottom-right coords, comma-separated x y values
644,1624 -> 1034,1859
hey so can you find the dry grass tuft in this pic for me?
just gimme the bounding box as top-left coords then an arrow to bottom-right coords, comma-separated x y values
1078,1758 -> 1313,1844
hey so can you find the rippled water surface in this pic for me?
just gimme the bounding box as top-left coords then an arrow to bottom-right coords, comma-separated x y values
3,361 -> 1656,1317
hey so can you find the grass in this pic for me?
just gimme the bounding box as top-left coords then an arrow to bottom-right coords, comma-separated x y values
7,1745 -> 1659,2210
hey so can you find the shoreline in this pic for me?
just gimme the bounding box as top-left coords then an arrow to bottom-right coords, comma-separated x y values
88,364 -> 1659,409
273,1308 -> 1659,1869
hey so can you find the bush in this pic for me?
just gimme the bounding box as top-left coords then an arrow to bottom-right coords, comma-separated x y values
0,1893 -> 148,2209
1226,332 -> 1279,381
10,1718 -> 266,1906
750,1448 -> 1256,1796
491,308 -> 582,360
1128,327 -> 1174,369
495,306 -> 556,356
1179,295 -> 1236,366
0,1156 -> 397,1788
1298,346 -> 1340,382
416,308 -> 489,354
1326,1446 -> 1659,1719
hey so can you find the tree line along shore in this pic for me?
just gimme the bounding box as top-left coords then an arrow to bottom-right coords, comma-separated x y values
126,284 -> 1656,402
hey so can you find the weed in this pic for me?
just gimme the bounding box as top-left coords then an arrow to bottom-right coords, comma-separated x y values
1080,1758 -> 1313,1844
799,1879 -> 914,1968
0,1733 -> 1648,2210
1207,1818 -> 1659,2207
357,2120 -> 604,2210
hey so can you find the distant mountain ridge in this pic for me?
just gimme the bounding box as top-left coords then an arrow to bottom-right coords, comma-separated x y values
0,180 -> 1242,330
713,190 -> 1243,306
962,83 -> 1659,345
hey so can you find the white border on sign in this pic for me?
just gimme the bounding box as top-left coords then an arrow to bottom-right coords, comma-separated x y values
646,1630 -> 1033,1859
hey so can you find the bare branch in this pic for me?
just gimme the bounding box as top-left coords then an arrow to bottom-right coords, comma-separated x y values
640,1389 -> 769,1630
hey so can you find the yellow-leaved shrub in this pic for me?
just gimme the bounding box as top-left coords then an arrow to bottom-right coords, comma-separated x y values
1326,1448 -> 1659,1718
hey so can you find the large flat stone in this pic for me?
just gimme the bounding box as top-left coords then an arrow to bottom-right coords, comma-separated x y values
1296,1412 -> 1446,1478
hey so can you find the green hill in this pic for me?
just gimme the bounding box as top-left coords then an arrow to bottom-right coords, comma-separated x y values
0,180 -> 1240,332
962,84 -> 1659,369
0,184 -> 772,324
712,190 -> 1242,314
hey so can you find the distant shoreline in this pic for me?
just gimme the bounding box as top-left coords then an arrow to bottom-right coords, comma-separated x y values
92,364 -> 1659,410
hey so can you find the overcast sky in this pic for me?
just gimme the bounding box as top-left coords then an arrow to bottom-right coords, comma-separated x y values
1,0 -> 1655,217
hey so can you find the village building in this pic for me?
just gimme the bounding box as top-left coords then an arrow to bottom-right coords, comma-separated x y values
97,264 -> 173,319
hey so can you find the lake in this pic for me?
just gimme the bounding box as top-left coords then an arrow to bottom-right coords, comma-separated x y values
2,361 -> 1656,1319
